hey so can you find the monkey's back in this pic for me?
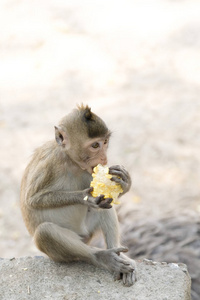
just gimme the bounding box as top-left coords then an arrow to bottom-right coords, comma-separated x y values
20,140 -> 92,236
20,141 -> 57,234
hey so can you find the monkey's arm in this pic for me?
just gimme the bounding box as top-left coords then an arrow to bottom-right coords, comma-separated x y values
109,165 -> 132,196
27,188 -> 112,209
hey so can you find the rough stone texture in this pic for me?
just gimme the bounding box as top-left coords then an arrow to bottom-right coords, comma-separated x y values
0,257 -> 191,300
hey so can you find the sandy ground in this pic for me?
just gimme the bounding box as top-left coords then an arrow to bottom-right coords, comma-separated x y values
0,0 -> 200,260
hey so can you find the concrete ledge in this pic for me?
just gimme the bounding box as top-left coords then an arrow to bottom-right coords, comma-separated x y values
0,257 -> 191,300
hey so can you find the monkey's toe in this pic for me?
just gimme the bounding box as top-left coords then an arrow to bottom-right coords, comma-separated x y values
123,270 -> 137,286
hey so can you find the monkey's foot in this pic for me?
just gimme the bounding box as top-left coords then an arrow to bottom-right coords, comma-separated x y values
114,270 -> 137,287
113,256 -> 137,286
94,247 -> 135,278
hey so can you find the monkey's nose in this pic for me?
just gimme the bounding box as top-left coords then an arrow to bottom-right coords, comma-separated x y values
101,158 -> 107,165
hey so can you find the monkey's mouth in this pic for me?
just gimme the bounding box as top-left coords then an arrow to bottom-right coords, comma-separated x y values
92,165 -> 99,173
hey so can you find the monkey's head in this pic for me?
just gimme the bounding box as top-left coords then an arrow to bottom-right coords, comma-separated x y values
55,105 -> 111,174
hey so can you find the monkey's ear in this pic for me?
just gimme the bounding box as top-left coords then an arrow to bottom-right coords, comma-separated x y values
54,126 -> 70,149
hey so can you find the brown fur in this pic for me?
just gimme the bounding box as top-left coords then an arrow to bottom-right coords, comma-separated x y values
20,105 -> 136,286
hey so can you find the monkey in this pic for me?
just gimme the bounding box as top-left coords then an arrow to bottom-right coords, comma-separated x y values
20,104 -> 136,286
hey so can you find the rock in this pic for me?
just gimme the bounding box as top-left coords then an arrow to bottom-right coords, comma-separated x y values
0,256 -> 191,300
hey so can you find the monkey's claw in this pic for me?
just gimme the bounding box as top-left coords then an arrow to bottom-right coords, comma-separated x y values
113,259 -> 137,286
122,270 -> 137,287
109,165 -> 132,195
95,195 -> 113,209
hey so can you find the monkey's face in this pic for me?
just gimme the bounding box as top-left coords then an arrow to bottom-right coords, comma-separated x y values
69,135 -> 110,174
55,106 -> 111,174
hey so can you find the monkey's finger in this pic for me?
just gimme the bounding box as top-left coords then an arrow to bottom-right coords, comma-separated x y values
132,269 -> 137,282
114,259 -> 135,273
98,198 -> 113,209
95,195 -> 105,205
123,263 -> 137,284
114,256 -> 131,266
95,196 -> 112,204
109,165 -> 129,182
123,272 -> 136,286
110,176 -> 125,185
109,165 -> 123,171
109,169 -> 128,182
113,247 -> 129,255
120,265 -> 135,274
113,254 -> 133,266
99,203 -> 112,209
103,197 -> 113,204
88,187 -> 93,193
99,204 -> 112,209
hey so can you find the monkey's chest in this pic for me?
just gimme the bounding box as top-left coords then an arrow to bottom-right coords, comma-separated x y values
58,171 -> 92,191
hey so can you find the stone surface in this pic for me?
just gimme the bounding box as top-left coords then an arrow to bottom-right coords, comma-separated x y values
0,257 -> 191,300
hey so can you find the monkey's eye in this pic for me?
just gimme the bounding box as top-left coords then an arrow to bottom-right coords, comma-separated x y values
59,134 -> 64,142
91,142 -> 100,149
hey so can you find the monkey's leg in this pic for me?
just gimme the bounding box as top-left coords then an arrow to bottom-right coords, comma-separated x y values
34,222 -> 134,277
99,208 -> 137,286
34,222 -> 95,263
97,208 -> 120,248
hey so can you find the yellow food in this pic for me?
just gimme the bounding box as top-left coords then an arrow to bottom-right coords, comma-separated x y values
90,164 -> 123,205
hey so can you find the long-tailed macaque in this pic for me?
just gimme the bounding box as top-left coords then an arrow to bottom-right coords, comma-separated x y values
20,104 -> 136,286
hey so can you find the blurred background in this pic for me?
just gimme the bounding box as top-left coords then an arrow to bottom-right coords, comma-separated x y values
0,0 -> 200,297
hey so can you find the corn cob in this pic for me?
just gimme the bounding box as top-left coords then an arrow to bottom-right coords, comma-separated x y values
90,164 -> 123,205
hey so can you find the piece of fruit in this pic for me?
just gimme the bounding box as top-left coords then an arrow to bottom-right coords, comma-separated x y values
90,164 -> 123,205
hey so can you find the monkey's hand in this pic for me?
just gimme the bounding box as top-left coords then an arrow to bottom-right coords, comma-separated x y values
109,165 -> 132,196
83,187 -> 113,209
94,247 -> 136,286
113,253 -> 137,287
